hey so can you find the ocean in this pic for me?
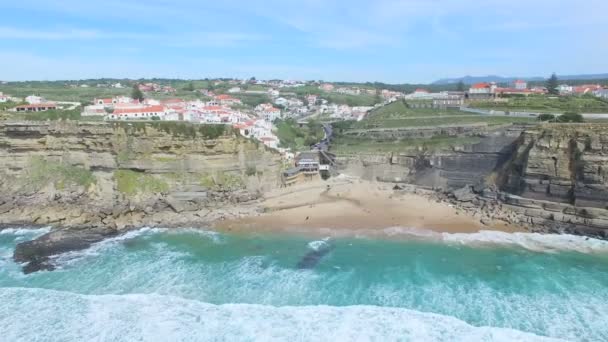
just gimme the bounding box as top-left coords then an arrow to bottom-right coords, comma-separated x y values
1,227 -> 607,341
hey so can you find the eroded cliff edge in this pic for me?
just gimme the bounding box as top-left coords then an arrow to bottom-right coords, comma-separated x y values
337,123 -> 608,237
0,121 -> 282,229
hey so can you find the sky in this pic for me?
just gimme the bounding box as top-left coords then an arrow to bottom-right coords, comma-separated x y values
0,0 -> 606,83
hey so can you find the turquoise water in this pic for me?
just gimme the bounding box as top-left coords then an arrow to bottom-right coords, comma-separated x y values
1,227 -> 608,341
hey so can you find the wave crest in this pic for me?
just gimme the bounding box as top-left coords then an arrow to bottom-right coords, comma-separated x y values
0,287 -> 563,342
383,227 -> 608,254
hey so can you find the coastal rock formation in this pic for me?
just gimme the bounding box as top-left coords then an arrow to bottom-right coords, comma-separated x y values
0,121 -> 282,229
13,226 -> 120,273
337,126 -> 524,189
339,123 -> 608,237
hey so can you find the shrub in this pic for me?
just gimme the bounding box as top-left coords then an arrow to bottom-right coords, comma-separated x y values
114,170 -> 169,195
537,114 -> 556,122
557,112 -> 584,123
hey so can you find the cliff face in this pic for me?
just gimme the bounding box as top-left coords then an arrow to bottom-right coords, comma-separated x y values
499,125 -> 608,209
0,121 -> 282,228
336,128 -> 523,189
336,123 -> 608,237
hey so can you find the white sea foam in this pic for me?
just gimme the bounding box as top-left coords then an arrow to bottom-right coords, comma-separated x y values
51,227 -> 222,268
382,227 -> 608,254
0,226 -> 51,237
0,287 -> 564,342
307,237 -> 331,251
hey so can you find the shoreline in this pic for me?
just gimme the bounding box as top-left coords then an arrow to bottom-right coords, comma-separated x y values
214,177 -> 524,237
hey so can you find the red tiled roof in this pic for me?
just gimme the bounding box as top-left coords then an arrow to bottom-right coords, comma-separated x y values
415,88 -> 429,93
97,98 -> 114,104
114,105 -> 165,114
216,95 -> 234,100
514,80 -> 526,84
471,83 -> 490,89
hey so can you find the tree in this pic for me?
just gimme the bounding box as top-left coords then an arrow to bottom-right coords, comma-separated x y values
183,81 -> 195,92
131,84 -> 144,102
546,73 -> 559,95
456,80 -> 465,92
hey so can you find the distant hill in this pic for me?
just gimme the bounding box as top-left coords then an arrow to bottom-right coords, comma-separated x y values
432,74 -> 608,85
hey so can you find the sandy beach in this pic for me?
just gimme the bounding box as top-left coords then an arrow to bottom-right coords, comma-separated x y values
215,176 -> 523,237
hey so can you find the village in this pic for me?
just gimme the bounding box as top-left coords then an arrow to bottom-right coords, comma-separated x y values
2,76 -> 608,186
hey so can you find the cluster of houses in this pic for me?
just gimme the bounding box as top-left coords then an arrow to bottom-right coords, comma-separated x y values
138,83 -> 177,94
558,84 -> 607,97
465,80 -> 608,100
80,93 -> 284,150
466,80 -> 547,100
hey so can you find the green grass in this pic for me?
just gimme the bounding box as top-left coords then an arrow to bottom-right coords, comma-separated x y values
354,115 -> 536,129
472,95 -> 608,113
233,93 -> 272,107
331,135 -> 483,154
367,100 -> 465,120
275,118 -> 324,151
114,170 -> 169,195
15,108 -> 83,121
0,84 -> 130,103
111,122 -> 229,139
27,157 -> 96,190
322,93 -> 379,106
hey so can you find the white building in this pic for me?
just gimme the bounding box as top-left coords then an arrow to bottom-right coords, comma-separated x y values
228,87 -> 241,93
261,107 -> 281,122
106,105 -> 167,120
595,89 -> 608,100
0,92 -> 8,103
558,84 -> 573,94
26,95 -> 45,104
513,80 -> 528,90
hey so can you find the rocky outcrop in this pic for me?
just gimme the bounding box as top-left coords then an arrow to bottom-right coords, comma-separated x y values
339,123 -> 608,237
13,226 -> 120,274
0,121 -> 282,229
498,124 -> 608,209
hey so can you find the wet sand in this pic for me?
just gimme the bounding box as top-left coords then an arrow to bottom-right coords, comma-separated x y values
215,177 -> 523,237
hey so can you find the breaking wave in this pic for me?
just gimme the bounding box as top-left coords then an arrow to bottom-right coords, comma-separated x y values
382,227 -> 608,254
0,287 -> 563,342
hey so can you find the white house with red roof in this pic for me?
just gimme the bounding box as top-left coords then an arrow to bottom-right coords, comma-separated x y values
106,105 -> 167,120
215,94 -> 242,106
513,80 -> 528,90
0,92 -> 9,103
467,82 -> 498,100
573,84 -> 602,95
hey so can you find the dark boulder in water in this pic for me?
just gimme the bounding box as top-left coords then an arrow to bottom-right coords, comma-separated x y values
296,243 -> 335,269
13,226 -> 119,274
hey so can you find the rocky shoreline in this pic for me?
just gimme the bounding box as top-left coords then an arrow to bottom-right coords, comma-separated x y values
395,184 -> 608,239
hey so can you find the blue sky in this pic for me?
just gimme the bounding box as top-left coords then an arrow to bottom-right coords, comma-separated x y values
0,0 -> 606,83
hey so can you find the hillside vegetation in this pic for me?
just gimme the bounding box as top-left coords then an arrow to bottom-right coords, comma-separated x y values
472,95 -> 608,113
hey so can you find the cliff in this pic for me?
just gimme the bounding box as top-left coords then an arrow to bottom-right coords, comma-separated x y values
336,123 -> 608,237
0,121 -> 282,228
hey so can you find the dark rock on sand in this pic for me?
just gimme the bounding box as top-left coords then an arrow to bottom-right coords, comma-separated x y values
297,243 -> 335,269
